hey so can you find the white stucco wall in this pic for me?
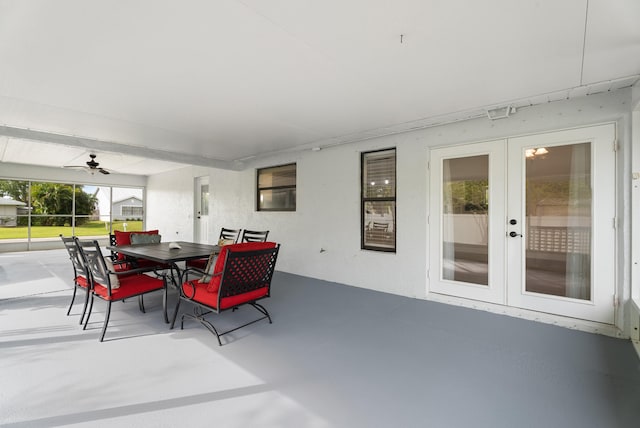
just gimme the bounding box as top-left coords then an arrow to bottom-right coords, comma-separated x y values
146,167 -> 198,242
146,89 -> 634,316
0,88 -> 634,335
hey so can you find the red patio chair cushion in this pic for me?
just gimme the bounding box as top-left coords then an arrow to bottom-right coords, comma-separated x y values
75,275 -> 89,288
206,241 -> 276,293
182,280 -> 269,310
92,274 -> 165,301
114,230 -> 159,260
186,258 -> 208,270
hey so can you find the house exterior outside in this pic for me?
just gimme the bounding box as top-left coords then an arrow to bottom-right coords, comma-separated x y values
0,197 -> 26,227
112,196 -> 143,221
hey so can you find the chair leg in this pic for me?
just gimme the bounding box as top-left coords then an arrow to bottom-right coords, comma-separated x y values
170,298 -> 182,329
181,311 -> 223,346
199,317 -> 223,346
83,294 -> 95,330
99,301 -> 112,342
138,295 -> 146,313
79,287 -> 91,325
66,286 -> 78,316
251,302 -> 272,324
162,287 -> 169,324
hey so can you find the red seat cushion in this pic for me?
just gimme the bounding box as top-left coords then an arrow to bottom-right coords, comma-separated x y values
75,275 -> 89,288
114,230 -> 159,260
206,241 -> 276,293
186,258 -> 208,270
113,261 -> 134,271
93,274 -> 164,300
181,280 -> 269,310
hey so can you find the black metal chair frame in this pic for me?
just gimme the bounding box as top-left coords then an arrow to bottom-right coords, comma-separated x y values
241,229 -> 270,243
77,238 -> 168,342
171,245 -> 280,346
60,234 -> 92,324
220,227 -> 241,243
185,228 -> 241,272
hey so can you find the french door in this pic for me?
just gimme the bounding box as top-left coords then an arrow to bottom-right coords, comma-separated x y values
194,176 -> 210,244
429,124 -> 616,324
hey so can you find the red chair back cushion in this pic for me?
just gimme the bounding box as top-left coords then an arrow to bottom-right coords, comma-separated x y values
114,230 -> 159,260
206,241 -> 276,292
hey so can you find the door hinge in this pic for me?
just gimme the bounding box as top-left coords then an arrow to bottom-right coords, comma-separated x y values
613,295 -> 619,307
613,217 -> 618,229
426,269 -> 430,279
613,140 -> 619,152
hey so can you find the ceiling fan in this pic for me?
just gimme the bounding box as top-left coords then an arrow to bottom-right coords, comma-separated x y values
64,154 -> 111,175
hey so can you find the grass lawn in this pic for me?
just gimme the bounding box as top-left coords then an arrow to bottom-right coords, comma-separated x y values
0,221 -> 143,239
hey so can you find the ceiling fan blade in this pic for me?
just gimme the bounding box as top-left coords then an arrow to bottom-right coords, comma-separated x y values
63,154 -> 114,174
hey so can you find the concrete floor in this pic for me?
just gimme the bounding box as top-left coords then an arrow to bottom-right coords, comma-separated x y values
1,249 -> 640,428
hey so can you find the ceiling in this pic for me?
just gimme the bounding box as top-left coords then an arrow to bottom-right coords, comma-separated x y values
1,0 -> 639,175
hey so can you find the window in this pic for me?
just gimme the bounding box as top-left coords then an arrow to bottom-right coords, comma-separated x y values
121,205 -> 143,217
257,163 -> 296,211
0,179 -> 145,243
361,148 -> 396,251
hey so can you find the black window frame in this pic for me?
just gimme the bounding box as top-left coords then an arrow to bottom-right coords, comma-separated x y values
361,148 -> 397,252
256,163 -> 297,212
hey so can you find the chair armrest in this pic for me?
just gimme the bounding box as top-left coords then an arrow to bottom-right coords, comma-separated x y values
109,266 -> 166,277
183,280 -> 198,299
182,266 -> 206,278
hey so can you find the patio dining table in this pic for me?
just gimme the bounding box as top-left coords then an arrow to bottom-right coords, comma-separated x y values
106,241 -> 220,321
107,241 -> 219,269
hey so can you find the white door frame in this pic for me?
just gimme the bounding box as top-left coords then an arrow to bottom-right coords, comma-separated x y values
428,124 -> 617,324
506,124 -> 616,324
429,140 -> 507,304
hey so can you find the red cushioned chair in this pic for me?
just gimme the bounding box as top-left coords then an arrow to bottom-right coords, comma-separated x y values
77,238 -> 168,342
110,230 -> 166,270
60,235 -> 91,324
185,227 -> 242,271
171,241 -> 280,346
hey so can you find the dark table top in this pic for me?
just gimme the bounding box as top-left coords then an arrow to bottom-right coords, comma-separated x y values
107,241 -> 219,264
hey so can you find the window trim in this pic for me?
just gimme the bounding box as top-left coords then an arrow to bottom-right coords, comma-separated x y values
361,148 -> 397,252
256,162 -> 297,212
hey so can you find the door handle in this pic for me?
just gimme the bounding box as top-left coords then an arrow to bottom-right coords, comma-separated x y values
509,231 -> 522,238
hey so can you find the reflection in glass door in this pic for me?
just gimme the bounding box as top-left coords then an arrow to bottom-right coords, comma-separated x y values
442,155 -> 489,286
524,143 -> 592,300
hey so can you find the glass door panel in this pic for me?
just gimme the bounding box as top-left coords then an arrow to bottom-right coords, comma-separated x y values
442,155 -> 489,286
525,143 -> 592,300
507,124 -> 615,324
429,141 -> 506,305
